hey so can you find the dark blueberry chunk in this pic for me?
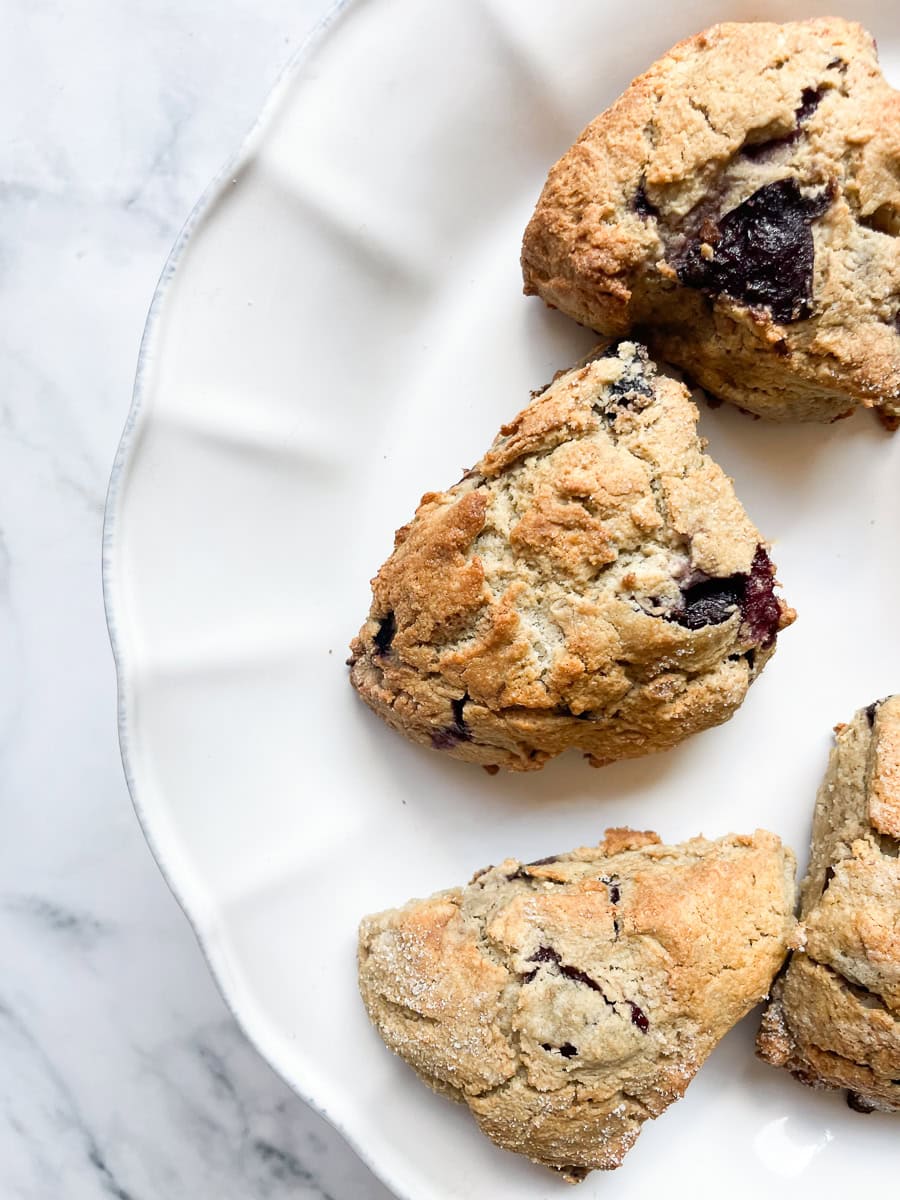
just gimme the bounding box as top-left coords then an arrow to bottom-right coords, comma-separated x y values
731,648 -> 758,670
607,371 -> 654,403
633,180 -> 658,219
373,611 -> 396,655
822,865 -> 836,893
560,963 -> 605,993
607,372 -> 657,424
670,573 -> 744,630
529,946 -> 562,966
743,546 -> 782,648
847,1091 -> 877,1114
827,57 -> 848,73
742,88 -> 824,161
541,1041 -> 578,1058
600,341 -> 651,375
676,178 -> 833,323
522,945 -> 560,983
607,342 -> 651,390
598,346 -> 654,420
628,1002 -> 650,1033
668,546 -> 780,646
507,854 -> 561,881
796,86 -> 824,124
432,694 -> 473,750
450,695 -> 472,740
601,877 -> 621,904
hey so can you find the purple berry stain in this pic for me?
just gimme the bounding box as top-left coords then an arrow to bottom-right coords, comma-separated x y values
628,1002 -> 650,1033
633,181 -> 658,219
743,546 -> 782,648
541,1042 -> 578,1058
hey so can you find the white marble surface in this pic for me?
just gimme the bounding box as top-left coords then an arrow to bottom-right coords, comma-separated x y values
0,2 -> 392,1196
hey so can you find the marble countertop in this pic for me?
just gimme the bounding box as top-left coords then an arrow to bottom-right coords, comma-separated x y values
1,2 -> 393,1196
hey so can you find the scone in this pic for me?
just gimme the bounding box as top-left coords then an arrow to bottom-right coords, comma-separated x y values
522,18 -> 900,425
757,697 -> 900,1113
359,827 -> 796,1180
349,342 -> 793,772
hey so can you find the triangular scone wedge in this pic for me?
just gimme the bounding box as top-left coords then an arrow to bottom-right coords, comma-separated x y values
522,19 -> 900,425
757,698 -> 900,1113
349,342 -> 793,772
359,828 -> 796,1181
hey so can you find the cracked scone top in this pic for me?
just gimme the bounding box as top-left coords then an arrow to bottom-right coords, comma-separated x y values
349,343 -> 793,772
757,697 -> 900,1113
522,18 -> 900,424
359,827 -> 796,1180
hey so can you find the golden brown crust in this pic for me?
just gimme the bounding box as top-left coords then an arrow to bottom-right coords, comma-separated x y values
359,828 -> 796,1179
869,696 -> 900,838
522,18 -> 900,423
349,343 -> 793,771
756,699 -> 900,1112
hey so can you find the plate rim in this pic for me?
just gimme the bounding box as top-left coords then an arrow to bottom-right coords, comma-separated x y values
100,3 -> 420,1197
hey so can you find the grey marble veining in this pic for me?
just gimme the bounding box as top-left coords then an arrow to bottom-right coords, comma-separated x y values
0,3 -> 392,1196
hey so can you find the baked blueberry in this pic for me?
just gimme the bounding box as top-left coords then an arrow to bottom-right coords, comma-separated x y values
675,179 -> 832,324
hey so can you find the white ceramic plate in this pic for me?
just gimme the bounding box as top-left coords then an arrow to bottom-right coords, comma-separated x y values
104,1 -> 900,1195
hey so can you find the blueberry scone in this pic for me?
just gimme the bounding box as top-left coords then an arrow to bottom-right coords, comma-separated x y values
359,827 -> 796,1180
757,697 -> 900,1113
522,19 -> 900,425
349,343 -> 793,772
